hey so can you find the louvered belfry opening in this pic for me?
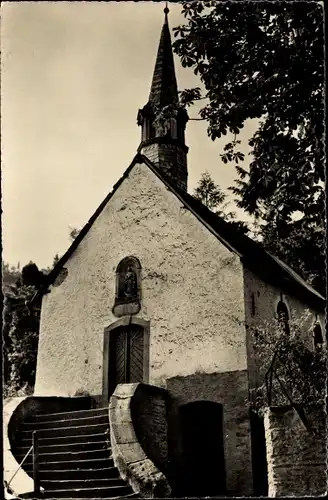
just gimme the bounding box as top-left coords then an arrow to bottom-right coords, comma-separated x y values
108,325 -> 144,396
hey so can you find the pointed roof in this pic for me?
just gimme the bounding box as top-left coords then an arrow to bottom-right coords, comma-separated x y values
148,5 -> 179,109
30,154 -> 325,311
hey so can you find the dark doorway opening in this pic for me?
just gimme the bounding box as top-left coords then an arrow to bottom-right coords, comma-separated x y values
179,401 -> 226,496
250,410 -> 268,496
108,324 -> 144,397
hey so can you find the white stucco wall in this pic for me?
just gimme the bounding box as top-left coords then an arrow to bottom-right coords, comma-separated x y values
243,267 -> 325,387
35,161 -> 247,397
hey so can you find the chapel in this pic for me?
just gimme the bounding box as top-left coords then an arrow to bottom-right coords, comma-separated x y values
5,7 -> 326,499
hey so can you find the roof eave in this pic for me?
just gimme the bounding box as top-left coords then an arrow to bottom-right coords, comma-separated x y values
30,153 -> 326,313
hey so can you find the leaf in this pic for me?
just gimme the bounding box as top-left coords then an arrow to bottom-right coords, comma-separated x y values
174,1 -> 324,294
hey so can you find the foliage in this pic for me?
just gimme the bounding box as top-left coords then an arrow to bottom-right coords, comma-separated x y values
250,311 -> 326,413
2,262 -> 44,396
74,388 -> 91,397
2,262 -> 21,290
173,1 -> 325,294
21,262 -> 45,288
69,227 -> 81,242
52,253 -> 60,267
152,104 -> 179,136
194,171 -> 226,211
193,171 -> 249,233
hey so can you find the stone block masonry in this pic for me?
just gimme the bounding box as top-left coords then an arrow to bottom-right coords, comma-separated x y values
264,404 -> 327,496
141,142 -> 187,192
166,370 -> 253,496
109,383 -> 171,498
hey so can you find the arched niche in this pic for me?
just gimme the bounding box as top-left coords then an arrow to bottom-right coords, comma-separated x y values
112,256 -> 141,318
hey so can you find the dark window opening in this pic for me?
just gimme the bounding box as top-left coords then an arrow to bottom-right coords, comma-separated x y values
277,301 -> 290,335
149,124 -> 156,139
251,292 -> 256,316
313,323 -> 323,349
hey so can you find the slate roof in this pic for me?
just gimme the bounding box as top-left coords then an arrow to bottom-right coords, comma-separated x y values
148,10 -> 179,109
31,153 -> 325,311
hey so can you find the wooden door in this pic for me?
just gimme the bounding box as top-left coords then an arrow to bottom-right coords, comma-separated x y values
109,325 -> 144,395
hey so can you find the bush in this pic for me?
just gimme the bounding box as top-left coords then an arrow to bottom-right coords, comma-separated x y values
2,262 -> 43,396
250,310 -> 326,413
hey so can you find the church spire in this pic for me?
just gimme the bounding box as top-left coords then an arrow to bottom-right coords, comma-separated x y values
148,3 -> 179,109
137,3 -> 189,192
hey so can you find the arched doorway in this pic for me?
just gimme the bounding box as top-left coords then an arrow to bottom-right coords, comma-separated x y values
103,318 -> 149,402
179,401 -> 226,496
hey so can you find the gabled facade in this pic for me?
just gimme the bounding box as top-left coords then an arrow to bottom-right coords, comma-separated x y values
35,156 -> 248,394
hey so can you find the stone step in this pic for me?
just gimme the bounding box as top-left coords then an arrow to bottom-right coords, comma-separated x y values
40,495 -> 138,500
18,422 -> 109,439
36,467 -> 120,481
25,457 -> 114,471
41,478 -> 126,490
20,431 -> 107,447
16,448 -> 110,464
16,439 -> 108,455
43,485 -> 132,498
22,414 -> 108,430
38,496 -> 138,500
27,407 -> 108,423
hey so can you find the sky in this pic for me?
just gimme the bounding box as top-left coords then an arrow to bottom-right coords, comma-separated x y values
1,1 -> 258,270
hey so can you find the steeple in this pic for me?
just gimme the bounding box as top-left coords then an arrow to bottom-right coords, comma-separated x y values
137,3 -> 189,192
148,4 -> 179,109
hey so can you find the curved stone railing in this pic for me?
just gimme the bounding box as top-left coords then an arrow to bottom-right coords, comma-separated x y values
4,397 -> 34,498
4,395 -> 94,498
109,383 -> 172,498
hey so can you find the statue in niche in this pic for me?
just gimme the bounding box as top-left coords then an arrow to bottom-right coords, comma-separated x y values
124,267 -> 137,297
113,256 -> 141,317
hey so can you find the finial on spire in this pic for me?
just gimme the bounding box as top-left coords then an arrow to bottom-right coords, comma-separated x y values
164,2 -> 169,23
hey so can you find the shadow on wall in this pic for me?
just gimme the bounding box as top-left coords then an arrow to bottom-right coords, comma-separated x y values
131,384 -> 170,475
130,383 -> 187,495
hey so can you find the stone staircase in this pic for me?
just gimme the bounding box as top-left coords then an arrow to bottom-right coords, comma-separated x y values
13,407 -> 137,499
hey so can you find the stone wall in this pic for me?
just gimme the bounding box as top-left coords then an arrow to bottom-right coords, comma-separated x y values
109,383 -> 171,498
166,370 -> 253,496
264,404 -> 327,496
